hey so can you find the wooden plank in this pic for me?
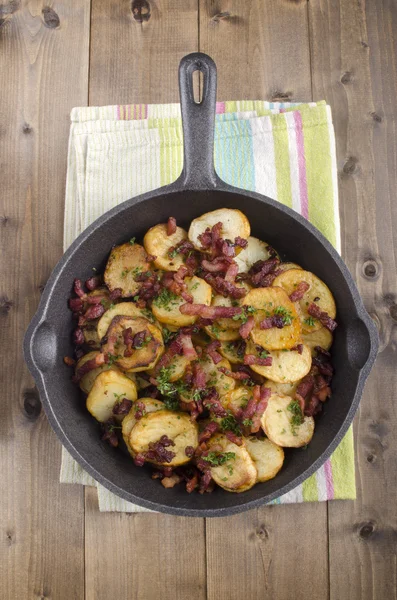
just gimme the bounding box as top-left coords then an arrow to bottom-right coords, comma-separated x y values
89,0 -> 200,105
85,4 -> 206,600
309,0 -> 397,598
200,3 -> 329,600
0,1 -> 90,599
85,488 -> 207,600
199,0 -> 312,101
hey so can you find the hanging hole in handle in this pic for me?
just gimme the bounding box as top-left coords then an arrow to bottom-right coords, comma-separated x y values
192,69 -> 204,104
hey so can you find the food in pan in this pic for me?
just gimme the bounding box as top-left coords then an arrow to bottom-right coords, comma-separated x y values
65,208 -> 337,494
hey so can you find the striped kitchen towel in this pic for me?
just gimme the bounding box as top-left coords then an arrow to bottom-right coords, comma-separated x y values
61,100 -> 355,512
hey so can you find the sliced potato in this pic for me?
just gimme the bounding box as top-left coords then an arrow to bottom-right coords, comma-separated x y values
143,223 -> 188,272
272,269 -> 336,334
219,340 -> 245,364
129,410 -> 199,466
265,380 -> 300,398
234,236 -> 274,272
97,302 -> 154,340
223,386 -> 253,413
152,276 -> 212,327
83,323 -> 101,349
206,434 -> 257,492
104,242 -> 151,297
302,327 -> 333,356
102,316 -> 164,372
86,370 -> 138,423
261,393 -> 315,448
122,398 -> 165,456
205,324 -> 241,342
245,436 -> 284,482
188,208 -> 250,251
199,355 -> 236,397
242,287 -> 301,350
245,339 -> 312,383
277,262 -> 303,273
75,351 -> 114,394
147,352 -> 189,382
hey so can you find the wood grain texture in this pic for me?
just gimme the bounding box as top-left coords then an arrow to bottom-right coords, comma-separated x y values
199,0 -> 312,101
89,0 -> 199,105
0,1 -> 90,599
200,3 -> 329,599
85,488 -> 207,600
309,0 -> 397,598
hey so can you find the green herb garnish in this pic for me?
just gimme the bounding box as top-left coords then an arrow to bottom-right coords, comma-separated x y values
304,316 -> 316,327
201,451 -> 236,467
153,288 -> 180,311
129,237 -> 136,245
106,353 -> 120,366
242,418 -> 253,427
220,414 -> 242,436
287,399 -> 304,435
274,305 -> 294,326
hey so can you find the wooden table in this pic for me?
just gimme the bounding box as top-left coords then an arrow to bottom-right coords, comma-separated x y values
1,1 -> 396,598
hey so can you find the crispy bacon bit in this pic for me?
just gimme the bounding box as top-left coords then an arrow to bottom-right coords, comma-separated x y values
179,333 -> 198,360
85,294 -> 106,305
75,352 -> 105,381
312,351 -> 334,377
305,395 -> 322,417
241,385 -> 270,433
203,273 -> 247,299
101,418 -> 119,447
296,376 -> 315,401
69,297 -> 84,313
315,346 -> 331,359
201,256 -> 232,273
85,276 -> 101,291
144,435 -> 176,464
63,356 -> 76,367
291,344 -> 304,354
224,261 -> 239,282
239,316 -> 255,340
185,446 -> 195,458
121,327 -> 134,357
244,354 -> 273,367
134,453 -> 146,466
202,388 -> 228,418
225,431 -> 243,446
167,216 -> 177,236
131,329 -> 150,350
217,366 -> 250,380
80,303 -> 106,324
193,362 -> 207,389
179,303 -> 242,319
308,303 -> 338,332
73,278 -> 85,298
207,340 -> 223,364
186,471 -> 199,493
259,315 -> 285,329
198,469 -> 213,494
145,253 -> 157,262
249,258 -> 280,287
112,398 -> 133,416
109,287 -> 122,301
134,401 -> 146,420
199,422 -> 220,444
289,281 -> 310,302
234,236 -> 248,249
73,327 -> 85,346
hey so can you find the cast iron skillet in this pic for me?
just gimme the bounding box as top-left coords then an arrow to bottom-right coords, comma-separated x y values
24,53 -> 378,517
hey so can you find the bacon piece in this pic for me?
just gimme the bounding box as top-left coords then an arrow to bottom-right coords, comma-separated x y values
225,431 -> 243,446
308,303 -> 338,332
85,276 -> 101,291
193,362 -> 207,388
167,216 -> 177,235
179,303 -> 242,319
224,261 -> 239,282
186,471 -> 199,493
85,294 -> 106,305
101,419 -> 119,447
134,401 -> 146,420
75,352 -> 105,381
79,303 -> 106,325
249,258 -> 280,286
250,386 -> 271,432
234,236 -> 248,249
73,327 -> 85,346
239,316 -> 255,340
206,340 -> 223,365
291,343 -> 304,354
63,356 -> 76,367
109,288 -> 123,301
305,395 -> 322,417
289,281 -> 310,302
312,356 -> 334,378
259,315 -> 285,329
198,469 -> 213,494
112,398 -> 133,416
217,366 -> 250,380
202,388 -> 228,417
69,297 -> 84,313
179,333 -> 198,360
144,435 -> 176,464
203,274 -> 247,299
296,376 -> 315,401
201,257 -> 232,273
134,453 -> 146,467
244,354 -> 272,366
73,278 -> 85,298
198,422 -> 219,444
185,446 -> 195,458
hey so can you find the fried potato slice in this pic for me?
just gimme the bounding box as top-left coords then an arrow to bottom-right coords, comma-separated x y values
205,324 -> 241,342
143,223 -> 188,272
199,355 -> 236,397
234,236 -> 274,272
272,269 -> 336,334
104,242 -> 151,297
223,386 -> 253,413
75,351 -> 114,394
97,301 -> 154,340
245,339 -> 312,383
122,398 -> 165,457
245,436 -> 284,482
219,340 -> 245,364
302,327 -> 333,356
147,352 -> 189,382
129,410 -> 199,466
242,287 -> 301,350
83,323 -> 101,350
261,393 -> 315,448
265,380 -> 300,398
277,262 -> 303,273
206,434 -> 257,492
188,208 -> 250,251
102,316 -> 164,372
86,370 -> 138,423
152,276 -> 212,326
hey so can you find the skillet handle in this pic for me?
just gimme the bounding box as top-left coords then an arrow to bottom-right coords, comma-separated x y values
178,53 -> 219,189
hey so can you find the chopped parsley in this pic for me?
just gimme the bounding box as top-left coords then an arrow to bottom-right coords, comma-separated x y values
210,324 -> 221,337
191,281 -> 199,291
220,414 -> 242,436
163,396 -> 180,411
129,237 -> 136,245
141,308 -> 155,323
134,335 -> 153,349
155,366 -> 188,407
242,418 -> 253,427
304,316 -> 316,327
153,289 -> 180,311
274,306 -> 294,326
162,328 -> 174,344
232,305 -> 256,324
113,392 -> 126,401
287,399 -> 304,435
106,353 -> 120,366
259,349 -> 269,359
201,451 -> 236,467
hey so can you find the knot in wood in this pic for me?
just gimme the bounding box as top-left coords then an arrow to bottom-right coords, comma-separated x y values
131,0 -> 151,22
362,259 -> 379,280
42,6 -> 60,28
0,296 -> 13,316
359,521 -> 376,539
23,388 -> 42,420
255,525 -> 269,540
0,0 -> 20,16
389,304 -> 397,321
23,123 -> 33,134
212,12 -> 232,23
341,71 -> 353,84
342,156 -> 358,175
371,111 -> 382,123
366,453 -> 376,463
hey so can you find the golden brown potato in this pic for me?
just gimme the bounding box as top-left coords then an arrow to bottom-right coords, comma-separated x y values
151,276 -> 211,327
277,262 -> 303,273
199,355 -> 236,397
75,351 -> 114,394
242,287 -> 302,350
143,223 -> 188,271
205,434 -> 257,492
122,398 -> 165,457
86,370 -> 138,423
97,302 -> 154,340
261,393 -> 315,448
101,316 -> 164,372
104,242 -> 151,297
265,380 -> 300,398
129,410 -> 199,466
245,436 -> 284,482
234,236 -> 275,272
272,269 -> 336,334
245,339 -> 312,383
223,386 -> 253,414
82,323 -> 101,349
219,340 -> 245,364
188,208 -> 250,251
302,327 -> 333,356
